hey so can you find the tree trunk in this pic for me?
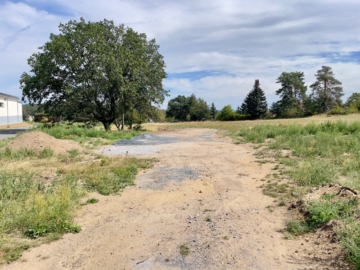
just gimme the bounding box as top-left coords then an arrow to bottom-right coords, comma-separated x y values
102,122 -> 111,132
121,111 -> 125,130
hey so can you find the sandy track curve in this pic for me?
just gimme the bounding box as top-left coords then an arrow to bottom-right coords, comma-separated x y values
3,129 -> 320,270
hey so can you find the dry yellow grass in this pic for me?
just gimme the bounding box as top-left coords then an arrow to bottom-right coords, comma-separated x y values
0,122 -> 33,129
143,114 -> 360,132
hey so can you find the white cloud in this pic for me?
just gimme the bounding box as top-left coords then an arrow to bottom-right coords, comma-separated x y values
0,0 -> 359,108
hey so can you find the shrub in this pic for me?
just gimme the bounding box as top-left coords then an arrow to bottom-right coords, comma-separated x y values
328,105 -> 347,115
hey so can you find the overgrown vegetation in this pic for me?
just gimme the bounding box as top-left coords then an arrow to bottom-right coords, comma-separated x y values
235,120 -> 360,268
0,126 -> 153,264
38,123 -> 140,147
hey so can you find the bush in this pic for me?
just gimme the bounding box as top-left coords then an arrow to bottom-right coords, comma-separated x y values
328,105 -> 347,115
216,105 -> 246,121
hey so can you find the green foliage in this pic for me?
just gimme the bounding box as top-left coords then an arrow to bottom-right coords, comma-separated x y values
20,18 -> 168,131
287,196 -> 359,237
61,157 -> 153,196
210,103 -> 217,120
0,153 -> 153,262
39,123 -> 139,144
345,93 -> 360,114
166,95 -> 190,121
328,105 -> 347,115
39,147 -> 54,159
236,120 -> 360,268
166,94 -> 211,121
286,220 -> 310,236
216,105 -> 243,121
237,121 -> 360,188
310,66 -> 343,113
271,72 -> 307,118
241,79 -> 268,119
306,197 -> 358,230
276,71 -> 307,104
0,170 -> 83,252
338,220 -> 360,268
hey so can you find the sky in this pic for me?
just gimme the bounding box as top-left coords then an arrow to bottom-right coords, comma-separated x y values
1,0 -> 360,110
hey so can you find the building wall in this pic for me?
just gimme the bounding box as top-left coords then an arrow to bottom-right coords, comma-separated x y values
0,95 -> 23,125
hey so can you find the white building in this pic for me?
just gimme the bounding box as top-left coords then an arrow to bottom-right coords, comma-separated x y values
0,92 -> 23,125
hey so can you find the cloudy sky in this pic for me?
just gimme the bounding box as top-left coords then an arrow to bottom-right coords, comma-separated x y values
1,0 -> 359,109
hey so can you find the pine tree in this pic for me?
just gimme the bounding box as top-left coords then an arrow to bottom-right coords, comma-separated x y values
210,102 -> 217,120
310,66 -> 343,113
242,79 -> 267,119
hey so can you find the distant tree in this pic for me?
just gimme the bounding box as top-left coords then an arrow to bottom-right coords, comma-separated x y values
276,72 -> 307,103
189,97 -> 210,121
216,105 -> 238,121
210,103 -> 217,120
273,71 -> 307,117
242,79 -> 267,119
310,66 -> 343,113
166,94 -> 211,121
166,95 -> 190,121
345,92 -> 360,111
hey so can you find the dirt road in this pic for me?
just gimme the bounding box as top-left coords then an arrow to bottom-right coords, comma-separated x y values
3,129 -> 328,269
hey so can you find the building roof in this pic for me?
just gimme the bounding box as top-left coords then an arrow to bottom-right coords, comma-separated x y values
0,92 -> 20,100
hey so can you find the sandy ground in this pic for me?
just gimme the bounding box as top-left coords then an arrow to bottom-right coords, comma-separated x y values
2,129 -> 347,270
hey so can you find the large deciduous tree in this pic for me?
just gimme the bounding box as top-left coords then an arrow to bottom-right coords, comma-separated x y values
310,66 -> 343,113
241,79 -> 267,119
166,94 -> 211,121
166,95 -> 191,121
20,18 -> 168,131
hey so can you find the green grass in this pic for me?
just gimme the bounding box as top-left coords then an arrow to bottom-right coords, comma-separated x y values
38,123 -> 140,145
59,157 -> 154,196
0,170 -> 84,262
237,121 -> 360,189
0,147 -> 54,161
0,140 -> 154,264
286,195 -> 359,235
231,120 -> 360,268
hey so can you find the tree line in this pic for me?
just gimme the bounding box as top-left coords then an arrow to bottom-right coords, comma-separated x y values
166,66 -> 360,122
20,18 -> 359,129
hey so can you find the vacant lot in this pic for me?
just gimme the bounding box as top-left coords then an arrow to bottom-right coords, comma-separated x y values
1,115 -> 359,269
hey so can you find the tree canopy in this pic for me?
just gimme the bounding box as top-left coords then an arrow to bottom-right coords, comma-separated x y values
166,94 -> 211,121
271,72 -> 307,117
20,18 -> 168,130
310,66 -> 343,113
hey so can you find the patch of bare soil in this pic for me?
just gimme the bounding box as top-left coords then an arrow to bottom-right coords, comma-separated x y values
1,129 -> 353,269
5,131 -> 81,155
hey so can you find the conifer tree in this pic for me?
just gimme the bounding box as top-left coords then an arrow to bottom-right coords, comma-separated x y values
242,79 -> 267,119
210,102 -> 217,120
310,66 -> 343,113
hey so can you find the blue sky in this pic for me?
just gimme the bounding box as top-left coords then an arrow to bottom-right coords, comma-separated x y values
1,0 -> 360,110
